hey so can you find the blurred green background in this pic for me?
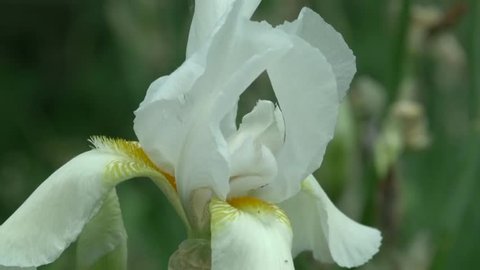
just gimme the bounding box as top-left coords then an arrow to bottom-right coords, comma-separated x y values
1,0 -> 479,269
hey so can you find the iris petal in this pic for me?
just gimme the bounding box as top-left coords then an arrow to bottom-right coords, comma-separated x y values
256,36 -> 338,202
227,100 -> 284,197
186,0 -> 261,56
210,197 -> 294,270
0,151 -> 122,267
279,8 -> 356,100
76,190 -> 127,270
134,57 -> 206,175
0,138 -> 183,268
136,0 -> 293,206
280,175 -> 381,268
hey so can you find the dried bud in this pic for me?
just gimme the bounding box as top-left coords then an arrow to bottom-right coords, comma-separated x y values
393,101 -> 430,150
351,76 -> 387,119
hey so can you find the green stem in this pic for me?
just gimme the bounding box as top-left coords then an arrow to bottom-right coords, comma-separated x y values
470,0 -> 480,123
389,0 -> 411,104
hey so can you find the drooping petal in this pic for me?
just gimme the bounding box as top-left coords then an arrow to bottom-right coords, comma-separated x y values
186,0 -> 261,57
76,190 -> 127,270
279,8 -> 356,100
279,176 -> 381,268
256,36 -> 339,202
0,150 -> 121,267
210,197 -> 294,270
89,137 -> 188,228
0,138 -> 182,268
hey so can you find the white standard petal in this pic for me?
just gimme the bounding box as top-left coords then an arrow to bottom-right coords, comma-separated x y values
279,175 -> 381,268
228,139 -> 277,198
219,102 -> 238,139
257,35 -> 339,202
210,197 -> 294,270
186,0 -> 261,56
134,56 -> 205,175
227,100 -> 284,197
169,3 -> 292,205
279,8 -> 356,100
233,100 -> 285,154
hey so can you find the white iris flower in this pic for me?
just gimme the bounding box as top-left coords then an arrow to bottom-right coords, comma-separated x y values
0,1 -> 381,269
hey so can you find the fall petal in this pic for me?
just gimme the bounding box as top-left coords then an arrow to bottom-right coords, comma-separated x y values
0,150 -> 123,267
280,176 -> 381,268
0,138 -> 181,268
210,198 -> 294,270
76,190 -> 127,270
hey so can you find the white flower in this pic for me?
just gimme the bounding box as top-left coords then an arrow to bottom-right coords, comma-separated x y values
0,1 -> 381,269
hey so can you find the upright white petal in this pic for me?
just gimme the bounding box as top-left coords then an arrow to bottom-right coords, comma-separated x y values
257,36 -> 338,202
228,140 -> 277,198
279,176 -> 381,268
234,100 -> 285,154
227,100 -> 284,197
210,198 -> 294,270
186,0 -> 261,56
176,21 -> 289,201
279,8 -> 356,100
134,57 -> 205,175
76,190 -> 127,270
219,102 -> 238,139
136,0 -> 293,208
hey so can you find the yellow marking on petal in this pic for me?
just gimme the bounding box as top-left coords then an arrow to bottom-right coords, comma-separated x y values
89,136 -> 176,189
228,196 -> 275,213
228,196 -> 290,226
210,197 -> 290,234
210,198 -> 240,232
